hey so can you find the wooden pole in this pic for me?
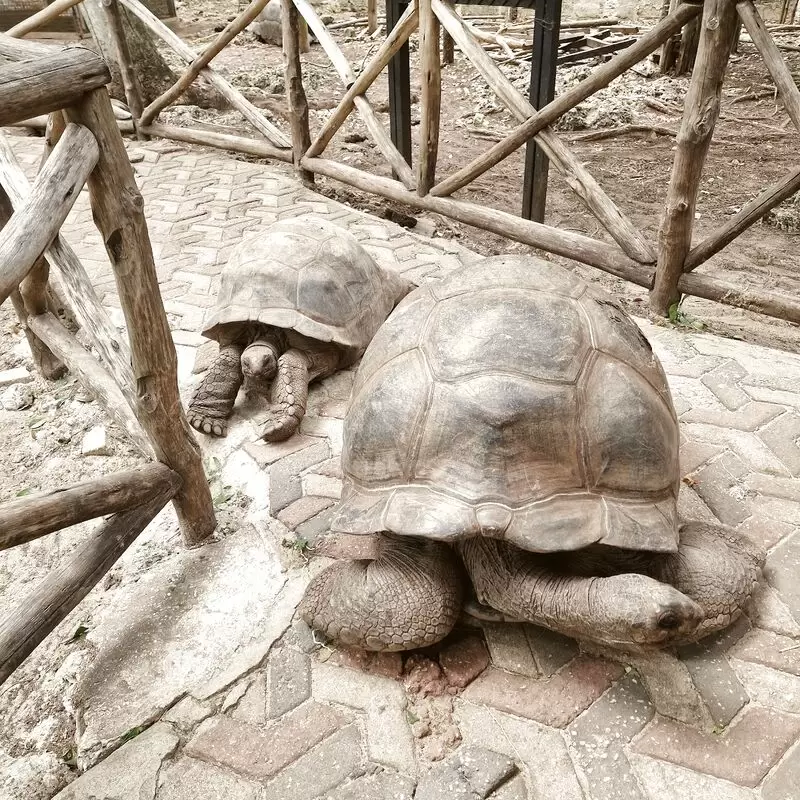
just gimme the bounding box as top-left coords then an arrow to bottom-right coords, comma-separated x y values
282,0 -> 314,187
675,11 -> 700,74
431,2 -> 701,198
650,0 -> 740,315
0,31 -> 59,61
418,0 -> 441,195
5,0 -> 83,38
28,312 -> 152,455
430,0 -> 655,264
291,0 -> 417,189
367,0 -> 379,34
0,48 -> 111,128
99,0 -> 146,134
140,122 -> 293,161
0,463 -> 179,551
684,166 -> 800,271
0,124 -> 99,307
0,133 -> 138,410
0,484 -> 178,686
117,0 -> 291,149
737,0 -> 800,132
304,156 -> 649,281
306,2 -> 419,158
139,0 -> 273,127
65,88 -> 216,545
442,2 -> 455,65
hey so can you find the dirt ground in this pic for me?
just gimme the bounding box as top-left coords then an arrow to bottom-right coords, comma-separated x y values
155,0 -> 800,352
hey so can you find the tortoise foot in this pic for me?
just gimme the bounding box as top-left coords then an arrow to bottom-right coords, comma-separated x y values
260,412 -> 300,443
188,410 -> 228,438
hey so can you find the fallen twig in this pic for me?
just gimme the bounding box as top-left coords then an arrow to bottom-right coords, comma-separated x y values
566,124 -> 677,142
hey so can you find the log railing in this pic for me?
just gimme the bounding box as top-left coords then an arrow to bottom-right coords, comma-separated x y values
0,33 -> 216,687
5,1 -> 799,321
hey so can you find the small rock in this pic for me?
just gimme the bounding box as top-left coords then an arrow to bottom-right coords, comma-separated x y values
1,383 -> 34,410
81,425 -> 111,456
0,367 -> 32,387
344,133 -> 367,144
439,635 -> 489,688
404,655 -> 448,696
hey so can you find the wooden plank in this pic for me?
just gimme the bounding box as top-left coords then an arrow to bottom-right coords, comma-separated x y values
292,0 -> 417,189
141,122 -> 293,160
417,0 -> 441,194
0,484 -> 177,686
0,463 -> 179,551
0,123 -> 98,307
139,0 -> 273,127
556,36 -> 635,64
117,0 -> 291,148
650,0 -> 739,314
282,0 -> 314,186
431,0 -> 655,264
303,156 -> 649,283
6,0 -> 83,38
738,0 -> 800,132
306,1 -> 418,158
28,312 -> 152,455
685,166 -> 800,271
66,88 -> 216,545
431,2 -> 701,197
0,47 -> 110,127
0,132 -> 139,414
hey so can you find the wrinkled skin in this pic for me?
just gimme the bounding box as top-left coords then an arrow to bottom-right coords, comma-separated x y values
187,322 -> 340,441
301,521 -> 764,652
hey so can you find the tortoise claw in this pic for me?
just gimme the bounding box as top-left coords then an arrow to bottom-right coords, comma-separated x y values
188,412 -> 228,438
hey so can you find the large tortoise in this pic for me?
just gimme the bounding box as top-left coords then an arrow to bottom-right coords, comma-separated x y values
188,216 -> 412,442
300,256 -> 764,651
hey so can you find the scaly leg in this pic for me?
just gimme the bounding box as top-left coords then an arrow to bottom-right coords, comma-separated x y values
187,343 -> 244,437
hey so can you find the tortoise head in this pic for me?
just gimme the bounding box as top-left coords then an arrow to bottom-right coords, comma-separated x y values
241,340 -> 279,392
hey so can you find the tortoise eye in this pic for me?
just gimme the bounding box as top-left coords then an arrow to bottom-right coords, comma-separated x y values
657,611 -> 681,630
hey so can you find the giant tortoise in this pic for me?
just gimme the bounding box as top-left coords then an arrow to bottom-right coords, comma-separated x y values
300,256 -> 763,651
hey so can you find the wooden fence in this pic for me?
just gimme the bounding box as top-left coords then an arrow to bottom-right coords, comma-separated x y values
7,1 -> 800,321
0,31 -> 215,685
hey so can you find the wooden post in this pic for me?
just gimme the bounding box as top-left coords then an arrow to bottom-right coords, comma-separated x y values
28,312 -> 152,455
99,0 -> 146,134
0,31 -> 58,61
0,123 -> 99,307
0,463 -> 179,551
418,0 -> 441,194
650,0 -> 740,315
0,48 -> 111,128
282,0 -> 314,187
0,481 -> 178,686
442,3 -> 455,66
65,89 -> 216,545
367,0 -> 378,34
675,10 -> 700,74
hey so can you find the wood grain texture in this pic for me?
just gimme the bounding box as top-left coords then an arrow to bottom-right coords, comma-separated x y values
65,88 -> 216,544
0,48 -> 110,127
141,122 -> 292,161
418,0 -> 441,195
0,31 -> 61,61
651,0 -> 739,314
432,2 -> 701,198
0,482 -> 178,686
430,0 -> 656,264
0,123 -> 98,306
0,463 -> 178,550
6,0 -> 83,37
117,0 -> 290,148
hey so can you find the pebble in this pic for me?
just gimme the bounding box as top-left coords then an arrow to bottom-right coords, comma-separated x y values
1,384 -> 34,411
81,425 -> 111,456
0,367 -> 32,387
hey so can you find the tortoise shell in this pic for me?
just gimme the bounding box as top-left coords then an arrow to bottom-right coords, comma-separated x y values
333,256 -> 681,554
201,216 -> 411,362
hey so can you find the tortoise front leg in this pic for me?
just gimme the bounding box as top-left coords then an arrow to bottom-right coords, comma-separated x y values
259,345 -> 339,442
187,343 -> 244,437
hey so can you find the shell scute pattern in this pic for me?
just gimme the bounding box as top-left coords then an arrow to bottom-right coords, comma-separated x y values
334,257 -> 681,555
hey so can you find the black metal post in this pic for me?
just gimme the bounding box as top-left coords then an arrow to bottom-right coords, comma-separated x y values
522,0 -> 562,222
386,0 -> 413,171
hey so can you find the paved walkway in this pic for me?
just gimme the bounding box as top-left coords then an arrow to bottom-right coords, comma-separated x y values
6,133 -> 800,800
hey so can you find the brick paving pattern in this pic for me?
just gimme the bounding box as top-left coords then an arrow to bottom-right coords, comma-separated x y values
7,133 -> 799,799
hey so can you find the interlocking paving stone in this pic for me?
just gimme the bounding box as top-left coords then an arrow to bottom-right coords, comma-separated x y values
268,440 -> 331,512
730,660 -> 800,714
185,702 -> 349,780
567,672 -> 654,799
632,707 -> 800,787
277,495 -> 336,530
729,629 -> 800,676
629,754 -> 756,800
461,659 -> 623,728
260,724 -> 363,800
761,741 -> 800,800
764,531 -> 800,620
266,645 -> 312,719
678,647 -> 749,727
157,757 -> 262,800
323,769 -> 416,800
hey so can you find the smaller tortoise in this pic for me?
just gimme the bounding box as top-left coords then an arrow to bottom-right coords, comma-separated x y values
188,216 -> 412,442
300,256 -> 764,652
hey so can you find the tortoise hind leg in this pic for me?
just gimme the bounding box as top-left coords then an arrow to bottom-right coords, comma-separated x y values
299,536 -> 463,651
187,343 -> 244,437
260,344 -> 339,442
